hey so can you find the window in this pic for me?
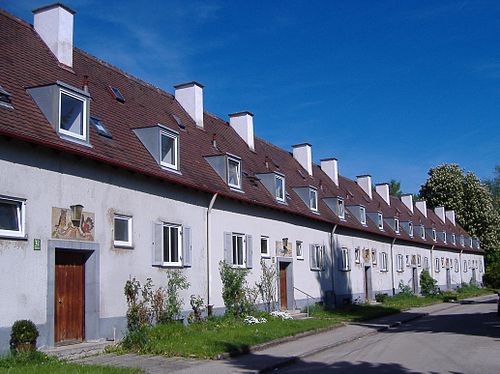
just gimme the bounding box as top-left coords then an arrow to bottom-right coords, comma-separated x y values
337,199 -> 345,219
160,130 -> 179,170
0,85 -> 13,109
232,233 -> 245,267
296,240 -> 303,259
162,224 -> 182,266
371,249 -> 377,265
260,236 -> 270,257
408,222 -> 413,237
310,244 -> 323,270
110,86 -> 125,103
396,254 -> 404,272
380,252 -> 388,272
354,247 -> 361,264
0,197 -> 25,238
227,157 -> 241,188
452,234 -> 456,245
309,189 -> 318,211
360,206 -> 366,225
90,116 -> 112,138
406,255 -> 410,267
59,89 -> 87,140
435,258 -> 440,272
113,215 -> 132,247
460,236 -> 465,246
377,213 -> 383,230
275,175 -> 285,202
423,256 -> 429,270
463,260 -> 467,272
394,218 -> 400,233
432,229 -> 436,241
420,225 -> 425,240
339,247 -> 350,271
443,232 -> 447,243
469,237 -> 473,247
454,259 -> 459,273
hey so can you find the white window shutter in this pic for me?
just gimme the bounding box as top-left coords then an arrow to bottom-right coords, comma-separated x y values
246,234 -> 253,269
321,245 -> 326,271
182,226 -> 192,267
379,252 -> 383,268
309,244 -> 315,270
224,232 -> 232,264
153,223 -> 163,266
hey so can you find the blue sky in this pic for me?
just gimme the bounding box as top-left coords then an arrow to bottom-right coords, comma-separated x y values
2,0 -> 499,193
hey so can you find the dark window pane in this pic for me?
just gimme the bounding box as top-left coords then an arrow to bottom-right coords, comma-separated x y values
237,236 -> 243,265
60,93 -> 84,135
114,218 -> 129,242
161,134 -> 175,166
260,238 -> 267,254
232,235 -> 238,265
170,227 -> 178,262
163,226 -> 170,262
0,201 -> 19,231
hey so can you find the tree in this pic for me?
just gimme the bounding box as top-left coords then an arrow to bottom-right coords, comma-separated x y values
484,165 -> 500,212
419,164 -> 500,287
389,179 -> 402,197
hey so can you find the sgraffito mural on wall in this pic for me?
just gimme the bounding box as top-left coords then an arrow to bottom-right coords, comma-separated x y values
51,207 -> 95,241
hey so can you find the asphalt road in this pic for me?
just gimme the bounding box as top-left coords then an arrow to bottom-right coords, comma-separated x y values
278,296 -> 500,374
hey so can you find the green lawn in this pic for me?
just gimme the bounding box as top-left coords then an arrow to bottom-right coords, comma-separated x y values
113,316 -> 340,359
0,351 -> 140,374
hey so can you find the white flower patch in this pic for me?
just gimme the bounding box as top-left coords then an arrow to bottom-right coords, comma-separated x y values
243,316 -> 268,325
270,311 -> 293,320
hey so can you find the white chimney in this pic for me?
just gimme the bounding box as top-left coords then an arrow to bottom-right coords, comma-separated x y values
434,206 -> 446,223
415,200 -> 427,217
375,183 -> 390,205
174,81 -> 204,128
229,111 -> 254,150
320,158 -> 338,186
445,210 -> 456,226
33,4 -> 75,67
356,175 -> 372,200
292,143 -> 313,176
401,194 -> 413,213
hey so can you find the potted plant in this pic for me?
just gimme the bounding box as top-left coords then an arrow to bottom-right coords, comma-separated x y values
9,320 -> 39,353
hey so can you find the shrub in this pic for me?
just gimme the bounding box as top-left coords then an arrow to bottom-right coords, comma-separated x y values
9,320 -> 39,354
420,270 -> 439,296
256,259 -> 277,313
398,280 -> 414,296
159,269 -> 190,323
375,293 -> 389,303
124,277 -> 151,331
219,261 -> 250,317
187,295 -> 205,323
441,291 -> 457,302
120,326 -> 149,351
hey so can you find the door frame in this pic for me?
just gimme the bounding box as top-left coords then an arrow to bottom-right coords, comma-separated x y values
364,265 -> 373,301
47,240 -> 100,347
277,257 -> 293,310
412,267 -> 419,294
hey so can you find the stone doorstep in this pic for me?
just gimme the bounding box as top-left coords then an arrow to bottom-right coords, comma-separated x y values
40,340 -> 116,360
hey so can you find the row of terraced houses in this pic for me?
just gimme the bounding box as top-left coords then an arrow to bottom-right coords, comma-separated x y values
0,4 -> 484,351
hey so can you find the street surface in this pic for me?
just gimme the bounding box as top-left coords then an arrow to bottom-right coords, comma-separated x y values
278,296 -> 500,374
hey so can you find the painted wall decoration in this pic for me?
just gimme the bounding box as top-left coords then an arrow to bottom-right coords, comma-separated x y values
275,240 -> 292,257
51,207 -> 95,241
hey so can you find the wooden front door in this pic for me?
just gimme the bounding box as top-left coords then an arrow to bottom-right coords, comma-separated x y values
364,267 -> 370,301
55,251 -> 85,344
279,263 -> 287,310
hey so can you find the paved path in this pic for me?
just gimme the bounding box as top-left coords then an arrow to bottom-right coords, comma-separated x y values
77,295 -> 498,373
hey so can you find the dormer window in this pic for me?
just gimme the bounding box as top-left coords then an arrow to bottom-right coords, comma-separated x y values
0,85 -> 13,109
360,206 -> 366,225
377,213 -> 383,230
460,235 -> 464,246
452,234 -> 456,245
227,157 -> 241,189
420,225 -> 425,240
275,175 -> 285,202
408,222 -> 413,237
160,129 -> 179,170
432,229 -> 436,241
338,199 -> 345,219
309,188 -> 318,211
443,232 -> 447,243
59,89 -> 87,141
469,237 -> 473,247
394,218 -> 400,234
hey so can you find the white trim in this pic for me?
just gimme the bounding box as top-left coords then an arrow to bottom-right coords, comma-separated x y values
360,206 -> 366,225
58,88 -> 87,141
231,232 -> 246,267
227,157 -> 242,189
380,252 -> 388,272
113,214 -> 133,248
160,130 -> 179,170
161,223 -> 183,267
260,235 -> 270,258
296,240 -> 304,260
275,175 -> 285,202
0,197 -> 26,239
309,188 -> 318,211
377,213 -> 383,230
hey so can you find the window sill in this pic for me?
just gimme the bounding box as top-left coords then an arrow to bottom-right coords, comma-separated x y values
260,254 -> 271,259
229,187 -> 245,194
0,234 -> 27,241
113,243 -> 134,249
339,268 -> 351,272
58,133 -> 92,147
153,263 -> 183,268
296,256 -> 304,261
160,165 -> 182,175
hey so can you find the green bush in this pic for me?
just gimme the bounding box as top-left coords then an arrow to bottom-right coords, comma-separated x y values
441,291 -> 457,302
420,269 -> 439,296
9,320 -> 39,353
397,280 -> 414,296
159,269 -> 190,323
375,293 -> 389,303
121,327 -> 149,351
219,261 -> 251,317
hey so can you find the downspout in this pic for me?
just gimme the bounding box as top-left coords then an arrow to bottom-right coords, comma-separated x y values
330,224 -> 338,307
459,249 -> 464,285
430,245 -> 435,279
390,238 -> 396,296
206,193 -> 218,314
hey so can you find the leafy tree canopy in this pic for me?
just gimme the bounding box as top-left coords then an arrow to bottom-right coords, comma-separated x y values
389,179 -> 402,197
483,165 -> 500,212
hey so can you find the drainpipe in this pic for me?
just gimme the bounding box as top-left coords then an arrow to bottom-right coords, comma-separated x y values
206,193 -> 218,315
390,238 -> 396,296
459,249 -> 464,285
330,224 -> 338,307
430,245 -> 435,278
